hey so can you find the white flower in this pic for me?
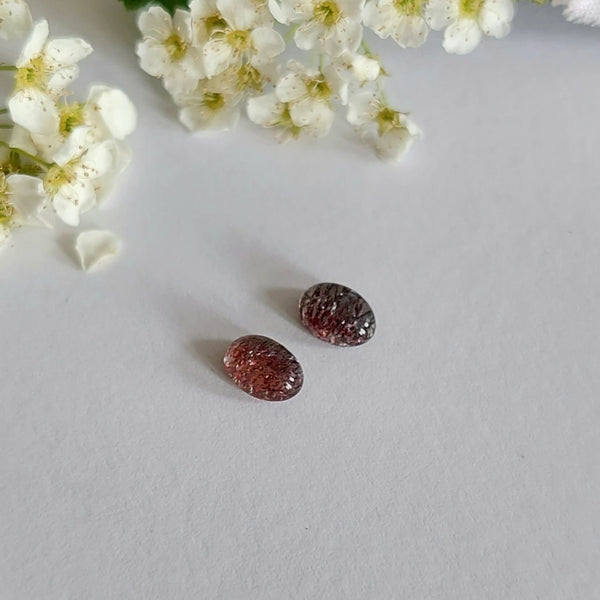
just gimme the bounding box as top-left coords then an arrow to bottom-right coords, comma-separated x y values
268,60 -> 348,137
30,85 -> 137,161
0,0 -> 32,40
425,0 -> 514,54
553,0 -> 600,26
191,0 -> 284,79
175,69 -> 242,131
347,91 -> 422,161
43,127 -> 115,226
270,0 -> 364,57
363,0 -> 429,47
75,230 -> 120,271
8,19 -> 92,134
136,7 -> 204,94
191,0 -> 273,39
334,51 -> 381,84
247,92 -> 334,139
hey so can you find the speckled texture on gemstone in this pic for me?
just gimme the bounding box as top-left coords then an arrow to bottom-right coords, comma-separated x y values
299,283 -> 376,346
223,335 -> 304,401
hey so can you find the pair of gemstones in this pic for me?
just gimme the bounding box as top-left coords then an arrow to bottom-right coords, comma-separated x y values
223,282 -> 376,401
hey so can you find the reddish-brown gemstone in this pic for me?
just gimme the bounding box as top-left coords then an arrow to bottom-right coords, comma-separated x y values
299,283 -> 376,347
223,335 -> 303,401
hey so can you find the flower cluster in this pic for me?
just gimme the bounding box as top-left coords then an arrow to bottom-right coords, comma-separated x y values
134,0 -> 430,161
0,0 -> 136,267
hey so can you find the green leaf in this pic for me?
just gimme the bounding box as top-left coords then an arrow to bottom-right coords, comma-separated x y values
117,0 -> 189,13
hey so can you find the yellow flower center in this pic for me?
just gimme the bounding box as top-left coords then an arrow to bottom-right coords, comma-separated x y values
237,63 -> 263,92
279,105 -> 302,138
376,107 -> 402,136
59,103 -> 85,136
15,55 -> 46,90
165,33 -> 188,61
227,29 -> 250,51
459,0 -> 484,18
44,163 -> 76,198
314,0 -> 341,26
205,14 -> 229,34
394,0 -> 423,16
204,92 -> 225,111
306,76 -> 331,100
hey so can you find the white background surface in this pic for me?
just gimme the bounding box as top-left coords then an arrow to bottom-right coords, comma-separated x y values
1,1 -> 599,598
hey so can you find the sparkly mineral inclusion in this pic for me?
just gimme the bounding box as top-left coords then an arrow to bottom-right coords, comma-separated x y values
223,335 -> 304,401
299,283 -> 376,346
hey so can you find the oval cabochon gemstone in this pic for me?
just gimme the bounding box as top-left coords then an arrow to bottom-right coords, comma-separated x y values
223,335 -> 304,401
299,283 -> 376,347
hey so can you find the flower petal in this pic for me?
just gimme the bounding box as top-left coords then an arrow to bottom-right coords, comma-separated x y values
251,27 -> 285,58
294,21 -> 324,51
349,54 -> 380,81
442,18 -> 482,54
478,0 -> 514,38
6,174 -> 47,225
363,1 -> 396,39
217,0 -> 259,29
75,230 -> 120,271
52,126 -> 92,166
47,65 -> 80,92
52,188 -> 81,226
347,91 -> 378,125
275,72 -> 307,102
8,88 -> 59,135
425,0 -> 459,30
17,19 -> 48,66
247,93 -> 284,126
392,16 -> 429,48
86,86 -> 138,140
44,37 -> 93,70
0,0 -> 32,41
322,18 -> 363,56
203,38 -> 235,78
137,6 -> 173,40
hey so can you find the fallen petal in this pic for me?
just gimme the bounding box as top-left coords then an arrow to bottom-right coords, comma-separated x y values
75,230 -> 120,271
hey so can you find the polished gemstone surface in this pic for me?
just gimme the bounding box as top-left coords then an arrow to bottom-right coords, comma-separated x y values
223,335 -> 304,401
299,283 -> 376,346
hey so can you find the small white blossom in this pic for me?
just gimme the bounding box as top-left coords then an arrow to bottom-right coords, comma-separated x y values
0,0 -> 32,40
136,7 -> 204,94
175,69 -> 242,131
8,19 -> 93,134
190,0 -> 284,79
191,0 -> 273,40
43,126 -> 115,226
75,230 -> 120,271
363,0 -> 429,47
425,0 -> 514,54
270,0 -> 364,57
30,85 -> 137,161
247,92 -> 334,139
267,61 -> 348,135
347,91 -> 422,161
335,51 -> 381,84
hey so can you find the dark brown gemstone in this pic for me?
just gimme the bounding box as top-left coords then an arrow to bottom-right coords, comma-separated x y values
299,283 -> 376,347
223,335 -> 303,401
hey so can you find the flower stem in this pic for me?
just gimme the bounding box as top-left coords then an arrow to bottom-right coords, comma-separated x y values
0,124 -> 13,129
0,108 -> 8,115
284,24 -> 298,42
0,65 -> 17,72
0,141 -> 52,170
